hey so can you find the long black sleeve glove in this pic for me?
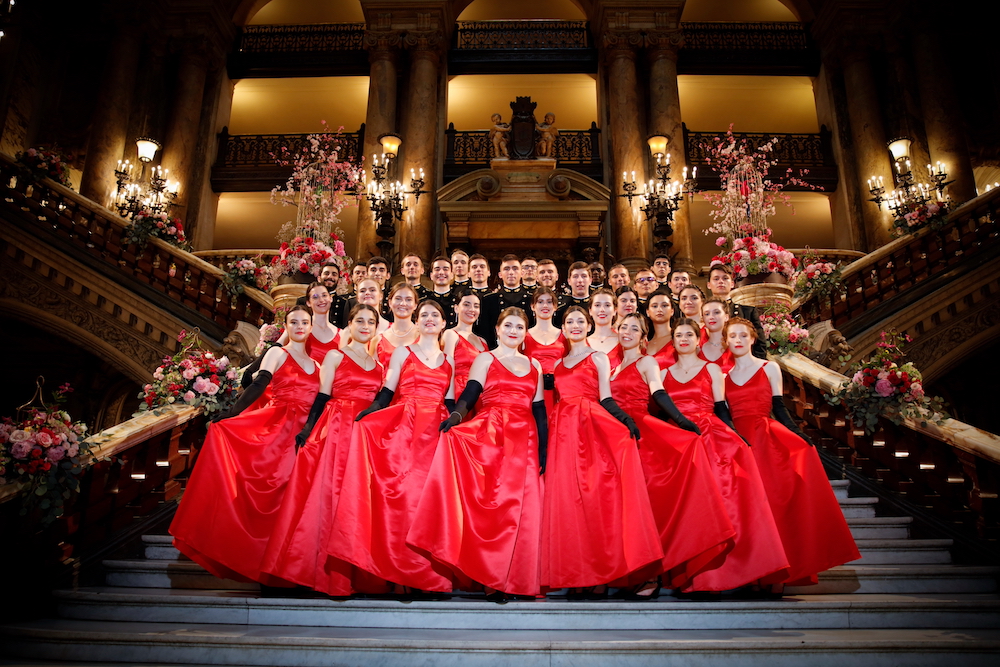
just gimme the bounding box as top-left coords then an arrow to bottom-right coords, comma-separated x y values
444,398 -> 456,413
543,374 -> 555,391
240,345 -> 280,389
214,370 -> 272,422
651,389 -> 701,434
355,387 -> 394,421
771,396 -> 813,446
440,380 -> 484,431
295,393 -> 331,452
532,400 -> 548,474
600,397 -> 641,440
714,400 -> 751,447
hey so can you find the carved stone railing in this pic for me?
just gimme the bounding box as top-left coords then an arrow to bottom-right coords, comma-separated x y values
796,188 -> 1000,329
681,22 -> 810,50
779,353 -> 999,557
192,249 -> 279,270
0,153 -> 273,341
454,20 -> 590,49
443,123 -> 602,181
678,21 -> 819,75
211,126 -> 364,192
0,406 -> 206,608
237,23 -> 366,53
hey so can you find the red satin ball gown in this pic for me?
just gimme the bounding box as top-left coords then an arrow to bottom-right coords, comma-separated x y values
664,365 -> 790,591
408,355 -> 543,595
452,332 -> 485,400
328,349 -> 459,591
305,328 -> 342,364
650,341 -> 678,371
260,353 -> 386,596
698,345 -> 734,373
541,353 -> 663,588
524,331 -> 564,413
610,361 -> 736,588
170,349 -> 319,584
375,336 -> 396,371
727,367 -> 861,585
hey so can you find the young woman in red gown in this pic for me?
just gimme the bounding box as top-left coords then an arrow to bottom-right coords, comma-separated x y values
260,304 -> 387,597
698,299 -> 734,372
725,318 -> 860,588
645,289 -> 677,370
302,282 -> 343,363
663,318 -> 789,594
328,300 -> 459,593
678,285 -> 710,346
170,305 -> 319,584
409,307 -> 546,601
541,306 -> 663,592
372,283 -> 419,370
524,286 -> 564,414
610,314 -> 736,597
442,287 -> 487,401
613,285 -> 639,323
587,288 -> 622,367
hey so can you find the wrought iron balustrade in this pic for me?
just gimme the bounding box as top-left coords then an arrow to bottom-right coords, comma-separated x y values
445,124 -> 600,165
685,129 -> 828,167
237,23 -> 366,53
796,188 -> 1000,328
681,21 -> 811,50
215,128 -> 363,169
454,20 -> 590,50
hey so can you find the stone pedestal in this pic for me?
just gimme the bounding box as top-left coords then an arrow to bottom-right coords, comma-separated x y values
269,283 -> 307,313
730,283 -> 794,311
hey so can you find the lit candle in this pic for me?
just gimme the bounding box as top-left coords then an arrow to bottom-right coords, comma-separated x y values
692,166 -> 697,178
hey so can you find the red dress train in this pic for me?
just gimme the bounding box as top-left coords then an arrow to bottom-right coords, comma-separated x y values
727,367 -> 861,585
327,350 -> 459,591
408,355 -> 543,595
259,354 -> 386,595
610,362 -> 736,588
452,332 -> 485,400
664,366 -> 790,591
541,353 -> 663,588
169,350 -> 318,583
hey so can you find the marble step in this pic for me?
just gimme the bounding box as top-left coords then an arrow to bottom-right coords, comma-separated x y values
838,496 -> 879,519
851,538 -> 953,565
830,479 -> 849,499
103,559 -> 257,591
846,517 -> 912,541
51,588 -> 1000,631
3,620 -> 999,667
142,534 -> 187,561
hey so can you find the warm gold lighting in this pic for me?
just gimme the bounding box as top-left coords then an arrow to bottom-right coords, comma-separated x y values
135,137 -> 161,163
379,133 -> 402,159
647,135 -> 669,159
887,137 -> 912,162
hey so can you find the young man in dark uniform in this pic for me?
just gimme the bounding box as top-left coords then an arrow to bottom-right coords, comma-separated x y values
708,264 -> 768,359
429,255 -> 457,327
477,254 -> 533,346
554,261 -> 593,326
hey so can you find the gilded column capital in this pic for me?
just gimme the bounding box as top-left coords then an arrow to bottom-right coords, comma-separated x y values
404,28 -> 444,54
601,29 -> 643,63
364,28 -> 403,62
645,29 -> 684,61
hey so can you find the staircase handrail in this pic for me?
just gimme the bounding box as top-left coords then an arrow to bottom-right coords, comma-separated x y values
795,187 -> 1000,326
0,152 -> 275,338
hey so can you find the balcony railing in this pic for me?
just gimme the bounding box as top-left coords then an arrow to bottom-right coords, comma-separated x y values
0,153 -> 273,338
454,20 -> 590,49
796,188 -> 1000,329
237,23 -> 366,53
682,22 -> 810,50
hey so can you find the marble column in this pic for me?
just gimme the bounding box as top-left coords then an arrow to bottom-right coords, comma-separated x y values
399,33 -> 442,262
603,34 -> 648,267
79,29 -> 141,207
841,46 -> 894,249
357,32 -> 401,260
160,43 -> 209,226
647,31 -> 694,271
911,28 -> 977,204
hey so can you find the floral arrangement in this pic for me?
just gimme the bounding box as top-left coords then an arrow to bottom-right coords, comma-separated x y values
15,146 -> 74,188
891,199 -> 949,238
793,252 -> 845,300
759,306 -> 812,356
253,322 -> 284,357
135,329 -> 239,417
123,210 -> 190,251
826,331 -> 948,434
223,257 -> 272,297
0,382 -> 90,525
711,234 -> 799,280
268,233 -> 344,282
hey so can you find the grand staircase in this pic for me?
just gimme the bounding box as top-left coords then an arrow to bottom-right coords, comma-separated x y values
2,478 -> 998,666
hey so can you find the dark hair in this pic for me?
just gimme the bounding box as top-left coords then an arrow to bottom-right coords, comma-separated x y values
416,298 -> 446,321
668,269 -> 691,282
562,304 -> 593,327
521,255 -> 537,263
388,282 -> 419,303
431,255 -> 451,266
708,264 -> 733,279
589,287 -> 616,306
569,261 -> 589,274
501,253 -> 520,264
679,284 -> 706,300
615,284 -> 638,300
649,287 -> 673,301
285,304 -> 312,323
469,253 -> 488,263
673,317 -> 701,338
724,316 -> 758,342
532,285 -> 557,305
401,252 -> 425,267
497,306 -> 529,328
451,285 -> 481,304
653,254 -> 671,263
306,282 -> 331,300
618,312 -> 649,339
321,262 -> 340,270
347,302 -> 381,326
703,297 -> 728,312
367,256 -> 388,268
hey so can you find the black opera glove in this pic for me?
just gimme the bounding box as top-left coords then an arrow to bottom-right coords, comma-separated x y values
771,396 -> 814,446
714,400 -> 751,447
440,380 -> 484,432
532,400 -> 548,474
295,393 -> 331,452
444,398 -> 456,413
240,344 -> 280,389
355,387 -> 394,421
651,389 -> 701,435
213,370 -> 272,423
600,397 -> 641,441
543,373 -> 555,391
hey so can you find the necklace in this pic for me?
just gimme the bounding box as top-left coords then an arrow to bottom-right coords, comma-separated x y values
390,321 -> 415,338
413,344 -> 439,365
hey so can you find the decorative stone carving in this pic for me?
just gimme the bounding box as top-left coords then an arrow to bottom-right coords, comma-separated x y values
489,113 -> 510,158
509,96 -> 538,160
536,112 -> 558,158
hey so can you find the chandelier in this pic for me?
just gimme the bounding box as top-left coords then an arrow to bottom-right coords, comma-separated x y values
361,133 -> 426,260
620,135 -> 697,254
113,137 -> 178,220
868,137 -> 950,217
